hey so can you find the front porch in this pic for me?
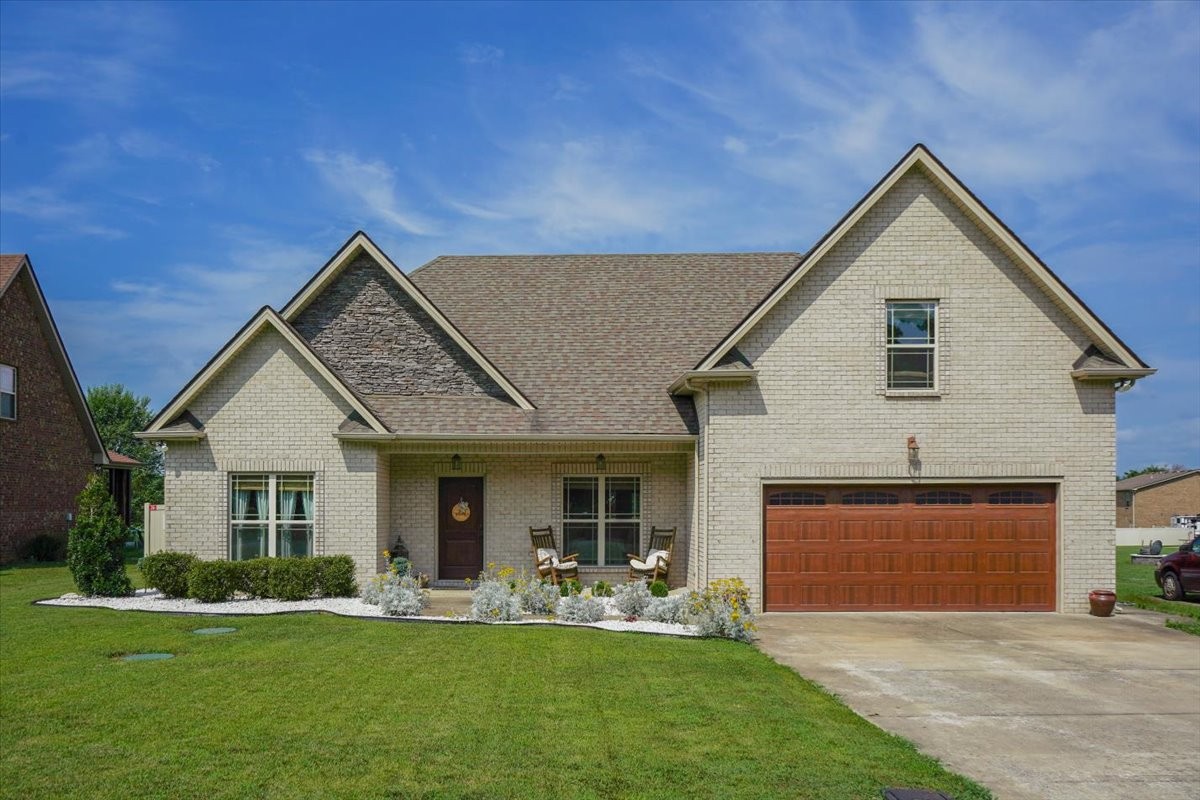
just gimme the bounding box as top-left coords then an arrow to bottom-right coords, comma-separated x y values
379,440 -> 694,588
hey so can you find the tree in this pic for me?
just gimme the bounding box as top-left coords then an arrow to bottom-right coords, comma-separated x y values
1120,464 -> 1187,480
67,473 -> 132,596
86,383 -> 163,510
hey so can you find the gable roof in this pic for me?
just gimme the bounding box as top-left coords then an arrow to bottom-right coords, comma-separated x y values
142,306 -> 390,435
696,144 -> 1151,375
1116,470 -> 1200,492
282,231 -> 536,411
407,252 -> 800,435
0,254 -> 109,464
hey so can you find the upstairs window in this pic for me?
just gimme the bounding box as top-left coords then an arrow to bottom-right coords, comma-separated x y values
887,301 -> 937,390
0,365 -> 13,419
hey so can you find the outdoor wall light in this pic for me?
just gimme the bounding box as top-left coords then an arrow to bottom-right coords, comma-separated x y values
906,435 -> 920,459
595,453 -> 607,472
451,454 -> 462,471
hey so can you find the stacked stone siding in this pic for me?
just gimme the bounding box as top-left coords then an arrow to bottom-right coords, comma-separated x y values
162,328 -> 381,582
701,167 -> 1118,613
387,446 -> 690,587
0,273 -> 96,561
292,254 -> 508,398
1120,475 -> 1200,527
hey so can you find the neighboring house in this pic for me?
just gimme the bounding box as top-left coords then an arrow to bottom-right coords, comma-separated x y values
137,145 -> 1154,613
0,254 -> 138,561
1115,470 -> 1200,528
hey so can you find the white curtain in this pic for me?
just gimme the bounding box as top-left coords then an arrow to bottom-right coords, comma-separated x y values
298,487 -> 313,521
233,488 -> 250,521
279,488 -> 296,521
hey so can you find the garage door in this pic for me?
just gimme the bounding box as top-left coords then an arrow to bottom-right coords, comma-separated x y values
763,484 -> 1056,611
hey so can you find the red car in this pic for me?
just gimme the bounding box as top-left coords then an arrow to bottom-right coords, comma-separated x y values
1155,537 -> 1200,601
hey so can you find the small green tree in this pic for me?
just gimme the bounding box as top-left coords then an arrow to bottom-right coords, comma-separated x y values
67,473 -> 132,597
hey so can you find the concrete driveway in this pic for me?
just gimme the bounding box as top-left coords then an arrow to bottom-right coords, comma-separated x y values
756,610 -> 1200,800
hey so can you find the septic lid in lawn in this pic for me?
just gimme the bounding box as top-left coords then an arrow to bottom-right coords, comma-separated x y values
122,653 -> 174,662
192,627 -> 237,635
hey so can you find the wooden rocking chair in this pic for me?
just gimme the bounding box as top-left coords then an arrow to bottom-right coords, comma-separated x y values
530,526 -> 579,586
627,527 -> 675,584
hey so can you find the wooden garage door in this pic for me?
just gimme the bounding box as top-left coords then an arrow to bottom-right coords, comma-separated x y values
763,484 -> 1056,611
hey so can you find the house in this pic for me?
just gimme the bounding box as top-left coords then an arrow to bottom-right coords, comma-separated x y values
1116,470 -> 1200,528
0,255 -> 138,561
137,144 -> 1154,613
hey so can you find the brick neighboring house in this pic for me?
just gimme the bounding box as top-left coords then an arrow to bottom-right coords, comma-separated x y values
138,144 -> 1155,613
0,254 -> 137,562
1115,470 -> 1200,528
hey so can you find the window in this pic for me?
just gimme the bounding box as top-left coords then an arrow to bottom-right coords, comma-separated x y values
987,490 -> 1046,505
915,490 -> 973,506
562,476 -> 640,566
1119,491 -> 1132,508
0,365 -> 14,420
841,491 -> 900,505
887,301 -> 937,390
768,491 -> 826,506
230,473 -> 314,559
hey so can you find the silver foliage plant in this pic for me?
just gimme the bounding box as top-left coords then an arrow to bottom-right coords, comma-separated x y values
612,580 -> 652,617
519,577 -> 559,615
643,595 -> 686,624
470,579 -> 523,621
555,593 -> 605,623
362,570 -> 430,617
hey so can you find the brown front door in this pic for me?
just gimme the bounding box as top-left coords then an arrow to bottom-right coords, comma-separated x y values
764,484 -> 1056,612
439,477 -> 484,580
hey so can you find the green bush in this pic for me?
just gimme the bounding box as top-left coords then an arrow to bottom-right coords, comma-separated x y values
187,560 -> 239,603
591,580 -> 613,597
67,474 -> 132,597
269,557 -> 318,601
19,533 -> 66,562
315,555 -> 357,598
141,551 -> 198,598
237,558 -> 273,598
559,579 -> 582,597
649,580 -> 669,598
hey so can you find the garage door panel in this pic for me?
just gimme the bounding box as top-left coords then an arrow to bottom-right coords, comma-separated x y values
764,484 -> 1056,612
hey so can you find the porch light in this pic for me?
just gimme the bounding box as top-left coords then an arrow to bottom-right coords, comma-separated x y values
906,435 -> 919,459
595,453 -> 607,472
451,454 -> 462,471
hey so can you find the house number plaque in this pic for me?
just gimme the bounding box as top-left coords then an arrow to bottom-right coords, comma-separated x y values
451,499 -> 471,522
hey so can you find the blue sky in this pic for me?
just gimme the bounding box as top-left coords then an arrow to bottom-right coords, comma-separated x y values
1,1 -> 1197,472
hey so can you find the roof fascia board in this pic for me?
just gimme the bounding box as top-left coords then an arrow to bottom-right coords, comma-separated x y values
698,144 -> 1148,372
668,368 -> 758,395
1071,367 -> 1156,380
11,257 -> 109,463
280,232 -> 536,411
334,432 -> 698,442
134,430 -> 207,441
1121,470 -> 1200,492
143,307 -> 389,434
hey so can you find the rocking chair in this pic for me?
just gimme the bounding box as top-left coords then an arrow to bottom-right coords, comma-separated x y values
627,527 -> 675,584
530,526 -> 579,586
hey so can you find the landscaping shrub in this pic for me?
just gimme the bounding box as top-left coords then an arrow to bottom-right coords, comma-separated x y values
18,533 -> 66,562
649,580 -> 669,598
644,595 -> 686,624
558,579 -> 582,597
389,556 -> 412,576
140,551 -> 198,598
686,578 -> 757,642
187,560 -> 239,603
362,564 -> 430,617
468,564 -> 523,621
315,555 -> 357,598
591,580 -> 613,597
66,474 -> 132,597
268,557 -> 318,601
237,558 -> 273,598
555,593 -> 605,623
519,577 -> 559,614
613,580 -> 651,617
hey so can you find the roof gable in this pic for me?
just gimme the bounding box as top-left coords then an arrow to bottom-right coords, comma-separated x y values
0,254 -> 109,463
1116,470 -> 1199,492
142,307 -> 390,435
282,232 -> 535,410
697,144 -> 1151,375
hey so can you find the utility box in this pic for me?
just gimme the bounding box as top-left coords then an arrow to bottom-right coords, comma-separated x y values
143,504 -> 167,556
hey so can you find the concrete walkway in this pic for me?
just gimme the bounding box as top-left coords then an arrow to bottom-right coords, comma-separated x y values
755,610 -> 1200,800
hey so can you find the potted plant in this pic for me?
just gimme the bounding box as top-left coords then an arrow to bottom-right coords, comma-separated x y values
1087,588 -> 1117,617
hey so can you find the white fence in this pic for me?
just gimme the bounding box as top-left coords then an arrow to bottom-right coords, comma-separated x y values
1115,527 -> 1192,547
143,504 -> 167,555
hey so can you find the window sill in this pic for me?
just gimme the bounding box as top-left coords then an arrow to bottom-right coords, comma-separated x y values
884,389 -> 942,398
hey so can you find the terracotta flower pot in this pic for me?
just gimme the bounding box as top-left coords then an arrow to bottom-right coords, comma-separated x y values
1088,589 -> 1117,617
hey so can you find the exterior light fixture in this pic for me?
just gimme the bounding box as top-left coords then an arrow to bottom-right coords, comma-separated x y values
906,435 -> 919,459
451,454 -> 462,471
595,453 -> 607,472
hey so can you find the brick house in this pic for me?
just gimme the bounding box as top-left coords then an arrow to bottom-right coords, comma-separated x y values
1115,470 -> 1200,528
137,145 -> 1153,613
0,255 -> 137,561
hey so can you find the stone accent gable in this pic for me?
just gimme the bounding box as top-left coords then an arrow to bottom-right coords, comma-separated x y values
291,254 -> 509,398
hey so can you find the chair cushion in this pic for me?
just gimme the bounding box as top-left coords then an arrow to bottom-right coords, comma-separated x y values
630,550 -> 669,572
554,561 -> 578,571
536,547 -> 559,564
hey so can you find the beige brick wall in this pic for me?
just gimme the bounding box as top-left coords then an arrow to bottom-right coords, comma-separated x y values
386,447 -> 690,587
162,327 -> 382,583
1125,475 -> 1200,527
701,167 -> 1118,613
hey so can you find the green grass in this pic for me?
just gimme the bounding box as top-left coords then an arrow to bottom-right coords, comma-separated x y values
1116,545 -> 1200,635
0,563 -> 990,800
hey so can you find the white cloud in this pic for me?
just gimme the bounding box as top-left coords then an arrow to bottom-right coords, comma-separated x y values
458,43 -> 504,65
117,130 -> 219,172
0,187 -> 126,239
303,150 -> 438,236
723,136 -> 748,155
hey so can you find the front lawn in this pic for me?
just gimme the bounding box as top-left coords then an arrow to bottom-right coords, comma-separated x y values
1116,545 -> 1200,636
0,563 -> 989,800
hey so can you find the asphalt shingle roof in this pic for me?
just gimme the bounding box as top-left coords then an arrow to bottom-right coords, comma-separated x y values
1115,470 -> 1199,492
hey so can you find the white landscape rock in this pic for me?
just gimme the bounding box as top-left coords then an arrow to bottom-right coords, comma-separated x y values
37,589 -> 698,637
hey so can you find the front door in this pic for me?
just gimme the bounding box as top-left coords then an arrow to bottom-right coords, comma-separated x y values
438,477 -> 484,580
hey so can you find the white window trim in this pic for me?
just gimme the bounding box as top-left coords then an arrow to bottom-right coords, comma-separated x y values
885,300 -> 939,393
0,364 -> 15,420
229,473 -> 315,559
562,474 -> 642,568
